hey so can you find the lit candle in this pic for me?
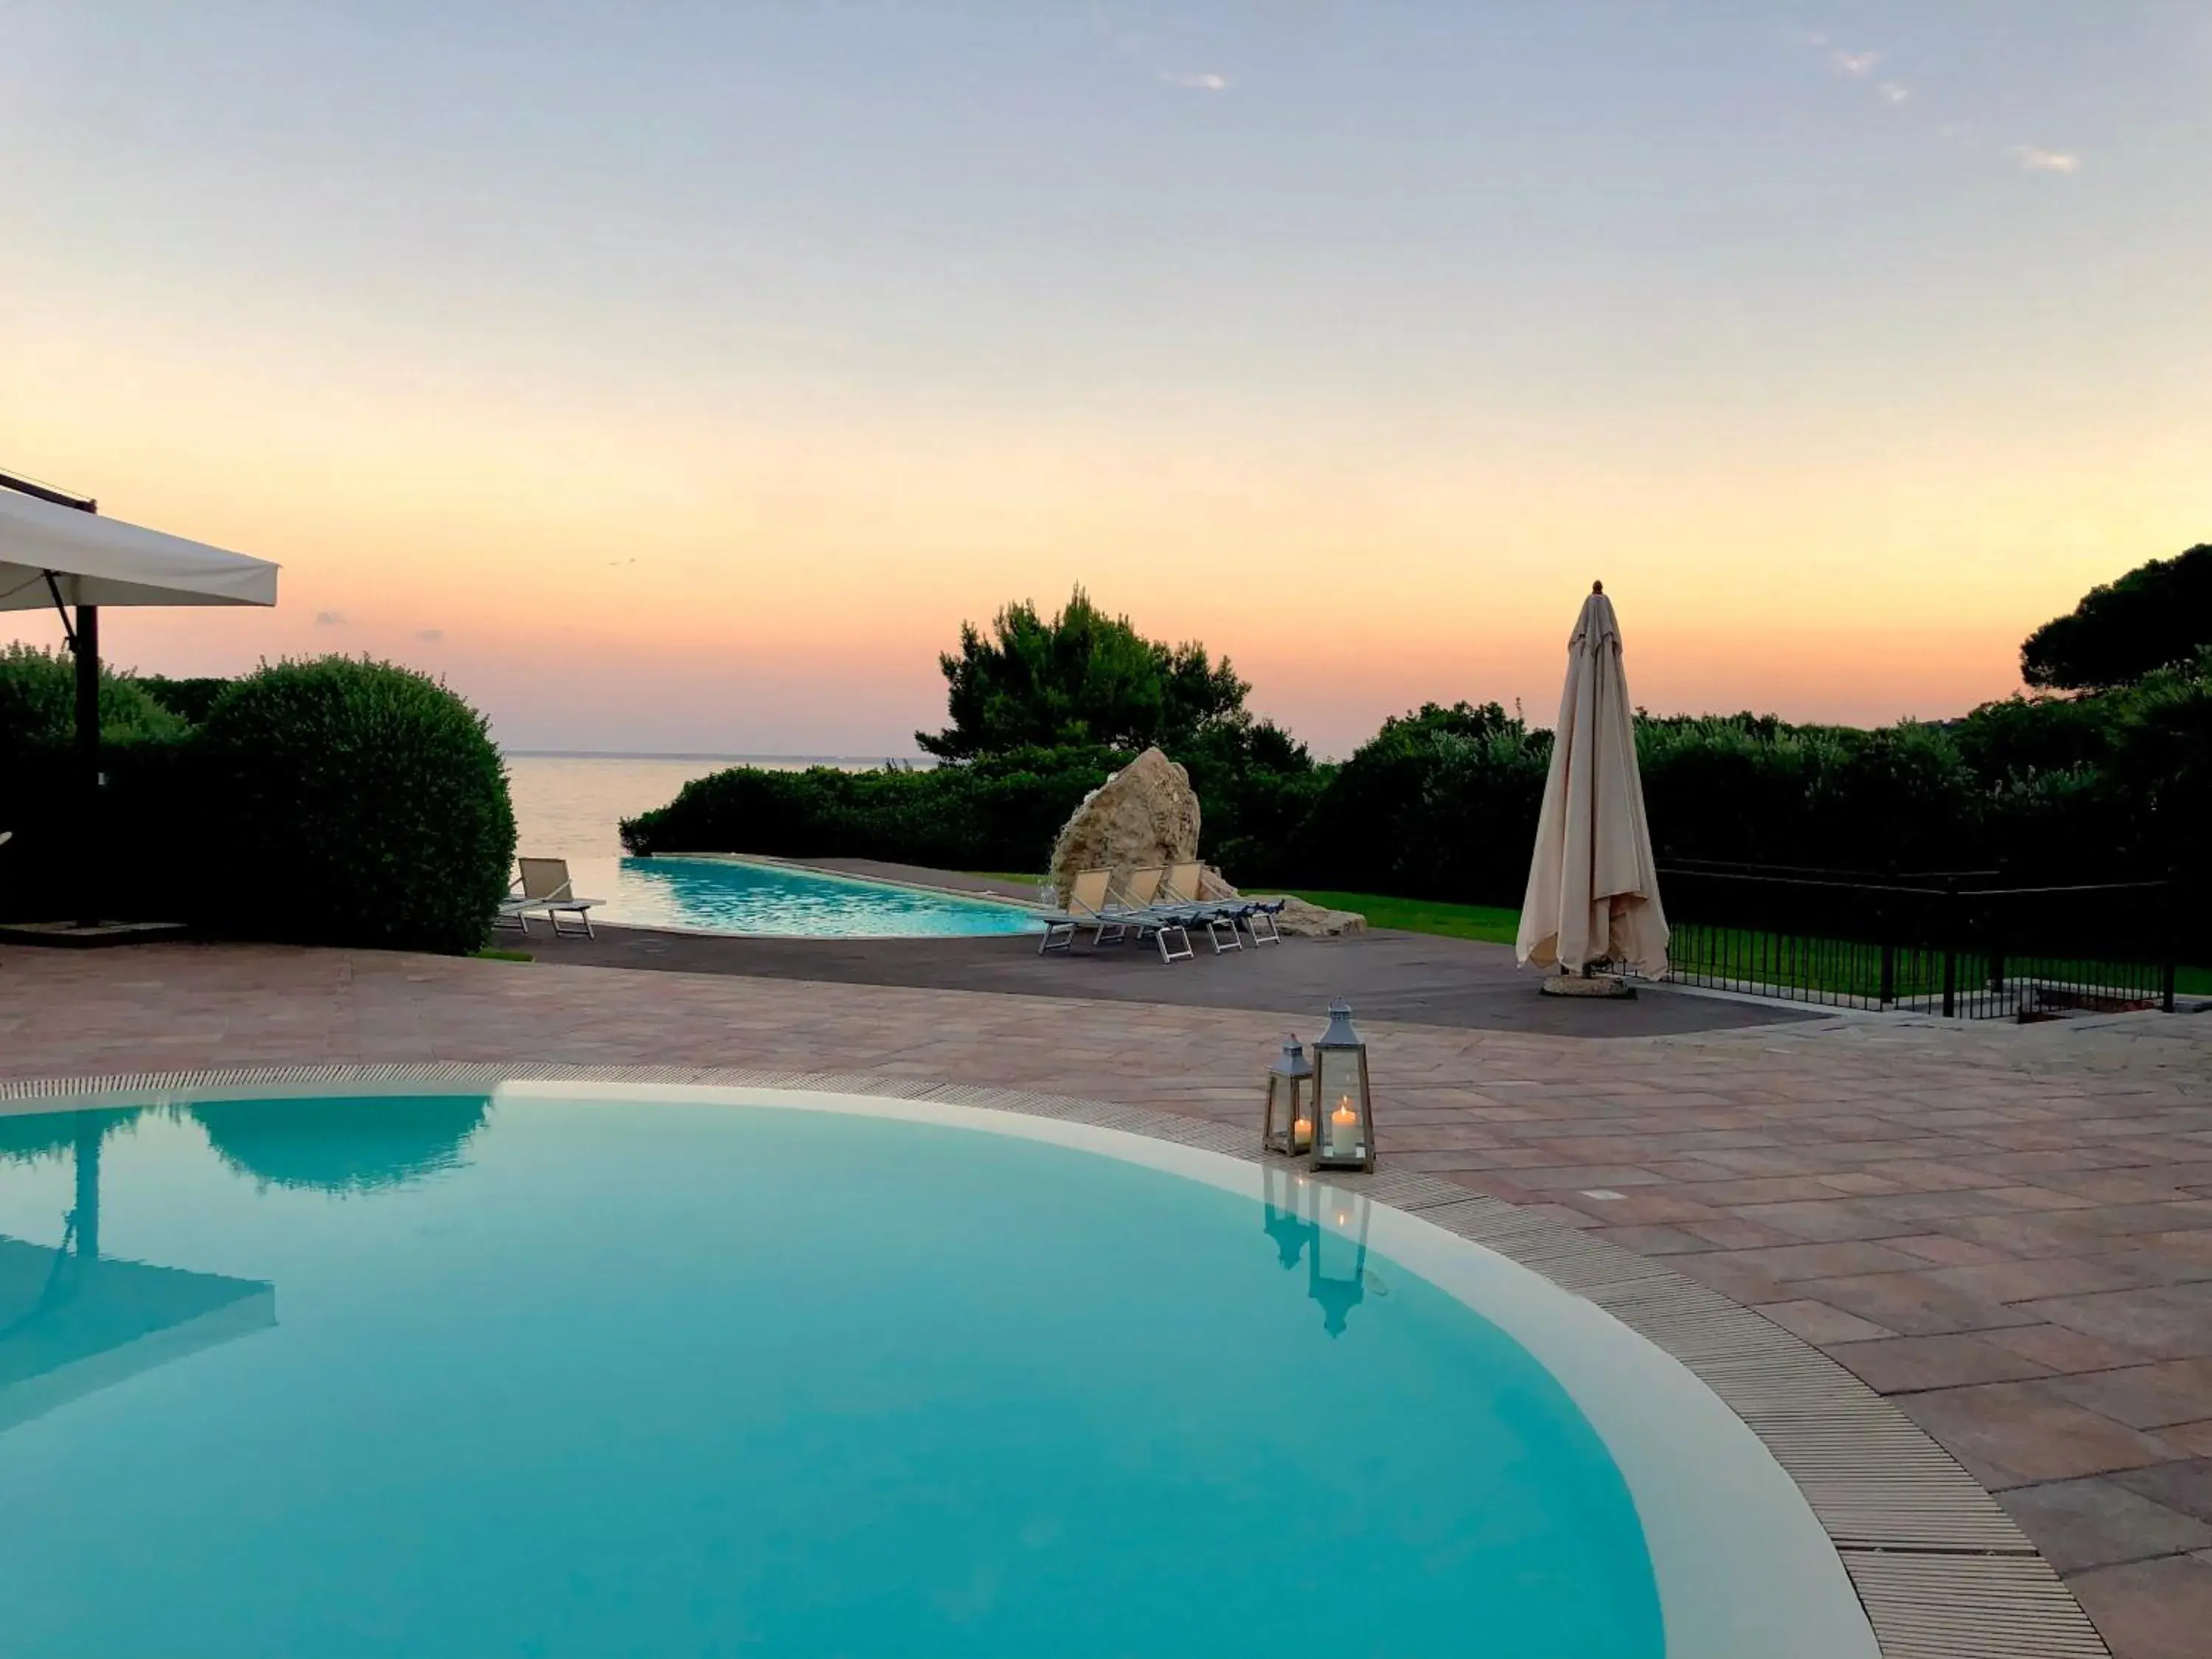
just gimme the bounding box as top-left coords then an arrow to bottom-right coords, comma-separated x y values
1293,1114 -> 1313,1150
1330,1096 -> 1360,1157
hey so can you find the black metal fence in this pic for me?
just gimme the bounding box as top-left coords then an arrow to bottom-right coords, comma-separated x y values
1658,861 -> 2182,1020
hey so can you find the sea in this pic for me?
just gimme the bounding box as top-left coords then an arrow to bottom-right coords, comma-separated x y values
504,752 -> 928,918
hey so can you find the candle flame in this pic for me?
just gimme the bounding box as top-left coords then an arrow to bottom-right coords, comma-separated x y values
1331,1096 -> 1358,1125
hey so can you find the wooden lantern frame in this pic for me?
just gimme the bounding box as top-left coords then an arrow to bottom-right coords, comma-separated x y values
1261,1036 -> 1315,1158
1308,1001 -> 1375,1172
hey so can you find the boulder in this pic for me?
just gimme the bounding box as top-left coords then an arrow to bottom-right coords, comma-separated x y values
1046,747 -> 1202,901
1262,896 -> 1367,937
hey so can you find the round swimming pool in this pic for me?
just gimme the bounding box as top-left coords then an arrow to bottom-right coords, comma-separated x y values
0,1084 -> 1874,1658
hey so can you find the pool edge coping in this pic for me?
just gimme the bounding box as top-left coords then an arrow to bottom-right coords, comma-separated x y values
0,1061 -> 2110,1659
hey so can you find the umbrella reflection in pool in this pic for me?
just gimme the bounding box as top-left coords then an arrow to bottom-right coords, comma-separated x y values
0,1108 -> 275,1435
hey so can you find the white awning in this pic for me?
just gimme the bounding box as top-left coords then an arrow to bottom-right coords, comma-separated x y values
0,485 -> 279,611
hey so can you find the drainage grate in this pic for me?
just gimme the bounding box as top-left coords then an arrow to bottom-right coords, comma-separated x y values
1843,1554 -> 2110,1658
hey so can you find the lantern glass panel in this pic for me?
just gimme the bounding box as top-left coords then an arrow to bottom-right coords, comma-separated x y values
1313,1048 -> 1368,1166
1265,1070 -> 1311,1155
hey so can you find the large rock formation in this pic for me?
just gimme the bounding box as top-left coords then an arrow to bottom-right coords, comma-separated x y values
1046,748 -> 1202,902
1043,750 -> 1366,936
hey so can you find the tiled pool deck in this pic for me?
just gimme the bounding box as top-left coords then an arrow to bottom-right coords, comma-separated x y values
4,938 -> 2208,1658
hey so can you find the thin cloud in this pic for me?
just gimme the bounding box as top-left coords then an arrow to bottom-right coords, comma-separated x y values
1158,70 -> 1229,91
1879,81 -> 1910,105
1832,50 -> 1880,77
416,628 -> 443,643
314,610 -> 347,627
2012,145 -> 2081,174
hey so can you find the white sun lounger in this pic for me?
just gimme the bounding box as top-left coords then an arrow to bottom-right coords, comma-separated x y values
498,857 -> 602,939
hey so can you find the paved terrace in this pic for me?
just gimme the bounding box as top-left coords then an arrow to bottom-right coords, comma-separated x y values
1,933 -> 2208,1659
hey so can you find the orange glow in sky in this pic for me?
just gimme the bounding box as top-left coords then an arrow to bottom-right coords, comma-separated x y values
5,4 -> 2208,756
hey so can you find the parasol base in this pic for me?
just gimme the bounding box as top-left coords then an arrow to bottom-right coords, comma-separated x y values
1539,971 -> 1635,999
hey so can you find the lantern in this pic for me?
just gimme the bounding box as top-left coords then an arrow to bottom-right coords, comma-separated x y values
1262,1035 -> 1315,1158
1308,1001 -> 1375,1172
1307,1190 -> 1372,1338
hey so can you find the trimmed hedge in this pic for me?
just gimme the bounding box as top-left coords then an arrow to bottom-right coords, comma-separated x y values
198,659 -> 515,953
0,654 -> 515,954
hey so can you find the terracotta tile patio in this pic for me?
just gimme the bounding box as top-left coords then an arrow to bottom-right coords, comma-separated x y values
3,938 -> 2209,1658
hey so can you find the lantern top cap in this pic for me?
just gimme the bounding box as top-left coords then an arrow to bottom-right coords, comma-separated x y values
1315,999 -> 1364,1049
1270,1035 -> 1312,1078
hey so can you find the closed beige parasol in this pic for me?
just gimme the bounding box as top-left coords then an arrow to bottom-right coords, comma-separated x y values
1517,582 -> 1669,977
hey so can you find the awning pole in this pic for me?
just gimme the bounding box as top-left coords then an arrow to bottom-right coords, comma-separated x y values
72,1116 -> 102,1261
74,601 -> 101,928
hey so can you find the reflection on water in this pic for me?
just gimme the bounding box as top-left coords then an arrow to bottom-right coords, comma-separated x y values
191,1095 -> 491,1194
0,1106 -> 143,1172
1,1107 -> 275,1436
1259,1165 -> 1373,1337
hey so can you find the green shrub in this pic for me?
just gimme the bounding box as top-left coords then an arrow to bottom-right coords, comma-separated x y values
136,673 -> 233,725
198,658 -> 515,953
622,747 -> 1122,872
0,648 -> 195,920
0,643 -> 184,756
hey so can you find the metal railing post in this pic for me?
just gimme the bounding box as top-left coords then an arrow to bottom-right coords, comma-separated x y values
2163,870 -> 2180,1015
1941,875 -> 1958,1018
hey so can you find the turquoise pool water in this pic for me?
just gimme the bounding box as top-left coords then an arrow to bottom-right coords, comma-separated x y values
571,855 -> 1045,936
0,1091 -> 1663,1658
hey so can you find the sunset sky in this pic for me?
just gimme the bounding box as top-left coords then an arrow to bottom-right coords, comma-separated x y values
4,1 -> 2208,757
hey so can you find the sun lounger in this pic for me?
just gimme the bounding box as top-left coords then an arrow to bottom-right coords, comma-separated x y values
1037,867 -> 1197,962
1037,869 -> 1120,954
1113,866 -> 1197,962
498,857 -> 602,939
1160,861 -> 1284,950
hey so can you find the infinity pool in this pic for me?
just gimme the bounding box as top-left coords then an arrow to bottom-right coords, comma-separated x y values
568,855 -> 1046,936
0,1085 -> 1872,1658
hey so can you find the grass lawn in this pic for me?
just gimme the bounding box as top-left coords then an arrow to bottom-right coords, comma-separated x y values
1270,892 -> 2212,1001
1279,890 -> 1520,946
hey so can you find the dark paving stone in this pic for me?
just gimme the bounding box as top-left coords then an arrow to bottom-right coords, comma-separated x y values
1896,1380 -> 2177,1487
2021,1284 -> 2212,1360
539,925 -> 1818,1037
2068,1553 -> 2212,1659
2051,1362 -> 2212,1431
1830,1333 -> 2053,1392
1998,1475 -> 2212,1573
2113,1459 -> 2212,1525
